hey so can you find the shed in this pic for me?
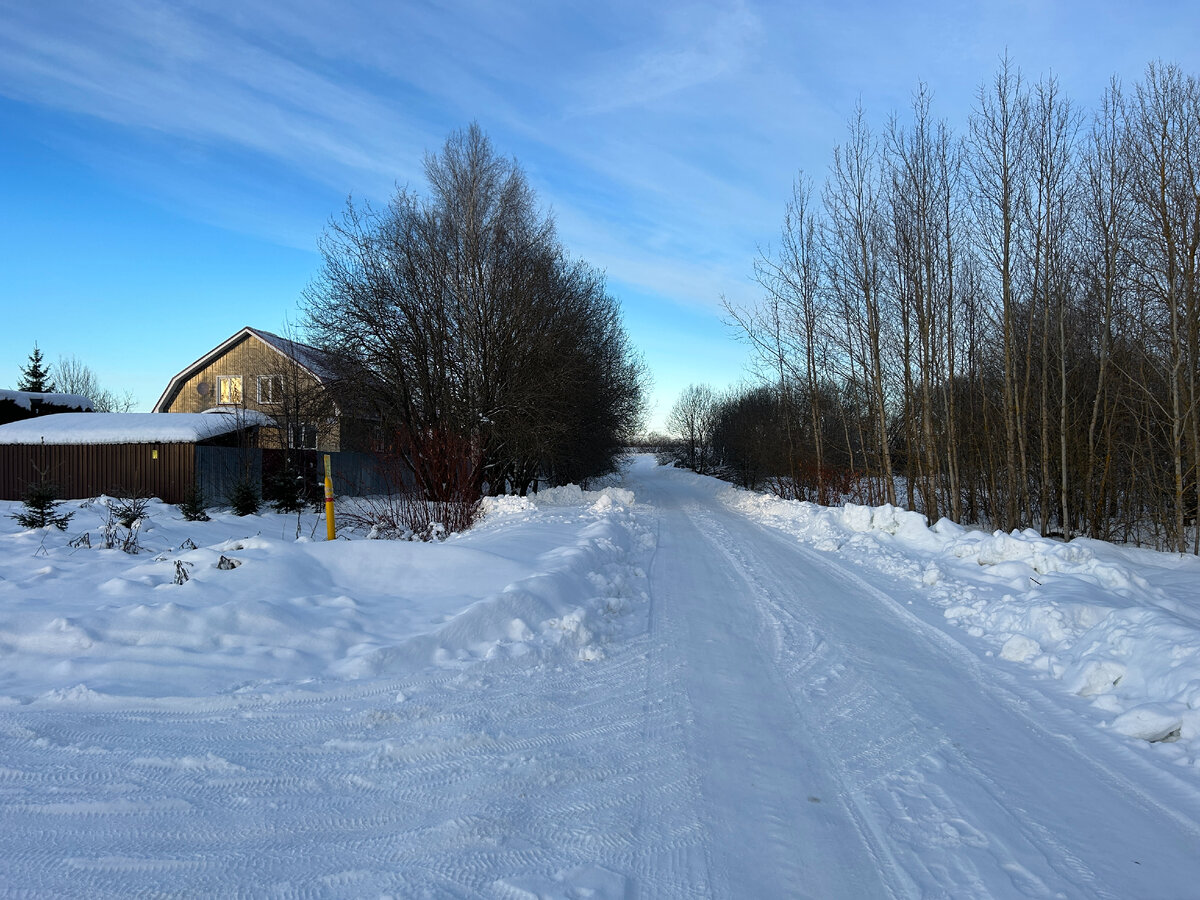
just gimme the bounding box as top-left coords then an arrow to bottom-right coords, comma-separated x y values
0,411 -> 271,503
0,390 -> 93,426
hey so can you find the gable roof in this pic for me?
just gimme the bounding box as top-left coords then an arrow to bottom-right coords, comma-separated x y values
0,411 -> 273,445
249,328 -> 339,382
152,327 -> 338,412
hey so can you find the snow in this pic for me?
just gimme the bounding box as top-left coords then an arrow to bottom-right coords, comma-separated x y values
2,457 -> 1200,896
0,485 -> 644,702
0,389 -> 93,411
723,488 -> 1200,765
249,327 -> 339,382
0,410 -> 275,445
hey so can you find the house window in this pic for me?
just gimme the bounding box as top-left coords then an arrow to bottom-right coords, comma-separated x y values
289,423 -> 318,450
217,375 -> 243,405
257,375 -> 283,404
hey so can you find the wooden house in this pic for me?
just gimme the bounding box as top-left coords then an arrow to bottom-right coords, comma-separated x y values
153,326 -> 374,454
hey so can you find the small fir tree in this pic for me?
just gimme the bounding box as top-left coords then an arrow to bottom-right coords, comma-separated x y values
11,479 -> 74,530
178,483 -> 210,521
17,344 -> 56,392
228,478 -> 261,516
265,465 -> 305,514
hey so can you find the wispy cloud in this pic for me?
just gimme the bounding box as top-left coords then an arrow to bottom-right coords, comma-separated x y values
0,1 -> 434,189
572,1 -> 764,115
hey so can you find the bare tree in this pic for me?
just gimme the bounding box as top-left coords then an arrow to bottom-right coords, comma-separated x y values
1126,63 -> 1200,551
824,105 -> 896,505
303,124 -> 645,500
1078,79 -> 1133,539
734,173 -> 830,498
883,84 -> 966,521
1023,74 -> 1081,535
54,355 -> 135,412
968,54 -> 1032,528
717,58 -> 1200,551
667,384 -> 717,472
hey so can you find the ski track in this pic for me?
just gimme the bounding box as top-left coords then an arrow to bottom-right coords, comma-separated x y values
3,459 -> 1200,897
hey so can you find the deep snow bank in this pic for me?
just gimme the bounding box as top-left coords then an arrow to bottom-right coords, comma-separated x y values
724,487 -> 1200,767
0,487 -> 652,704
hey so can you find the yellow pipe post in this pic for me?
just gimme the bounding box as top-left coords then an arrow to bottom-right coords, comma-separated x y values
323,454 -> 335,541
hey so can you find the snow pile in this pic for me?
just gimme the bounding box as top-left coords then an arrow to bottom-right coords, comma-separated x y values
726,489 -> 1200,764
0,484 -> 652,704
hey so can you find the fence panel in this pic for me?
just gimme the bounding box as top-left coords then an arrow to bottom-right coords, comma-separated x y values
0,443 -> 195,503
192,448 -> 399,509
194,446 -> 262,507
327,451 -> 400,496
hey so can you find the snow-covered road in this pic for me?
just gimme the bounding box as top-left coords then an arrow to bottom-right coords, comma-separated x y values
640,462 -> 1200,898
3,456 -> 1200,897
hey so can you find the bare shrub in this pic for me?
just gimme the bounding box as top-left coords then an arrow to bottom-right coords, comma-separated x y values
768,463 -> 868,506
340,437 -> 481,541
341,489 -> 480,541
100,509 -> 142,554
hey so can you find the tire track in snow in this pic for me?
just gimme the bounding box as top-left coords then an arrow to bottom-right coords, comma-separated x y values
682,503 -> 945,898
697,477 -> 1200,898
631,510 -> 715,899
693,502 -> 1118,897
789,535 -> 1200,865
0,502 -> 700,898
638,485 -> 894,898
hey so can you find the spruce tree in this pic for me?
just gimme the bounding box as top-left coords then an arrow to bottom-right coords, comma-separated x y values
11,479 -> 74,530
17,344 -> 55,392
178,483 -> 210,522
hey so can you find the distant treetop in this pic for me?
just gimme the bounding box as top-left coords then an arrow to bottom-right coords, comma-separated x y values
16,344 -> 55,393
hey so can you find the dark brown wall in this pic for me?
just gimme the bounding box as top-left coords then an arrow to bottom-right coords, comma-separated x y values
0,443 -> 196,503
0,398 -> 92,426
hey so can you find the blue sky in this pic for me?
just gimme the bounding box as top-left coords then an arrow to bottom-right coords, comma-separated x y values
1,1 -> 1195,430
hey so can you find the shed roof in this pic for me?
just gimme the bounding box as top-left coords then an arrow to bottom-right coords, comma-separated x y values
0,411 -> 272,445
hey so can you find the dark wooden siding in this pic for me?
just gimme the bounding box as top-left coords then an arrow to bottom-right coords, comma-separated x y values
0,443 -> 196,503
2,444 -> 405,507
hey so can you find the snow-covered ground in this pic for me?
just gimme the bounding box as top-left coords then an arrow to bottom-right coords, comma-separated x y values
2,456 -> 1200,897
726,488 -> 1200,760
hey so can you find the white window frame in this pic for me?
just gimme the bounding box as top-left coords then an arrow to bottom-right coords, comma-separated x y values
257,375 -> 283,404
216,375 -> 243,405
288,422 -> 318,450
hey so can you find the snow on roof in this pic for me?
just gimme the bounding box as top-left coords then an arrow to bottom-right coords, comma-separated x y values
152,326 -> 341,413
0,389 -> 94,411
0,411 -> 274,445
249,328 -> 339,383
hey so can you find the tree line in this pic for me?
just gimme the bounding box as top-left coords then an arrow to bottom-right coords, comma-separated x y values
713,58 -> 1200,552
10,344 -> 135,412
